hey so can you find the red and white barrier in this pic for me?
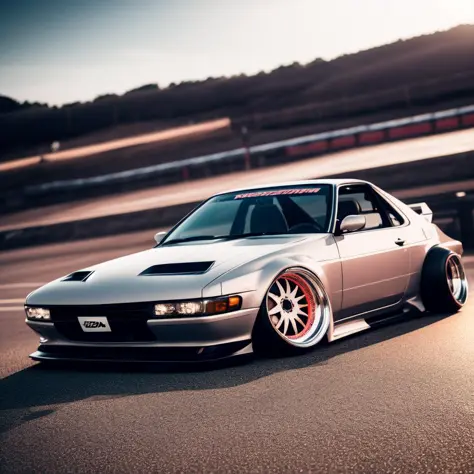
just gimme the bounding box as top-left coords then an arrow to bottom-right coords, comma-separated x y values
25,104 -> 474,194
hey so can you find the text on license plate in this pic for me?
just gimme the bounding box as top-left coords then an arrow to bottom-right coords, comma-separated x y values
78,316 -> 112,332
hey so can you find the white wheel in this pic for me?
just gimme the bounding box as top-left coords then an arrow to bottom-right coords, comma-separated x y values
254,268 -> 332,354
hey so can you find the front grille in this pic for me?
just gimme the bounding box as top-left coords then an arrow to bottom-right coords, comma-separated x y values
50,303 -> 155,342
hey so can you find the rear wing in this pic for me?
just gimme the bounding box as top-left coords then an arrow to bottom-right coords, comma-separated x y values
408,202 -> 433,223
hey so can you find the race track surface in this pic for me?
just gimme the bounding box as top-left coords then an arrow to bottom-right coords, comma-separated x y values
2,127 -> 473,232
1,231 -> 474,473
0,119 -> 230,172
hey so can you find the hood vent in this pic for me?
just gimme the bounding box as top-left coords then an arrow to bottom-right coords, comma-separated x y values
140,262 -> 214,276
62,271 -> 94,282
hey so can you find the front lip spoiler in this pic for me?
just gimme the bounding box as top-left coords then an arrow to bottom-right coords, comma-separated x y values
30,340 -> 253,364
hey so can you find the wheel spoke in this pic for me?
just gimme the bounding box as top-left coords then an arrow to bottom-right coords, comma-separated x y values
275,315 -> 285,329
282,317 -> 289,335
295,294 -> 306,303
289,316 -> 299,335
294,315 -> 306,328
285,278 -> 291,295
268,305 -> 282,316
268,292 -> 280,304
276,280 -> 285,298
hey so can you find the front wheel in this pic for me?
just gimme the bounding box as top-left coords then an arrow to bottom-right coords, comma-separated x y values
252,268 -> 332,355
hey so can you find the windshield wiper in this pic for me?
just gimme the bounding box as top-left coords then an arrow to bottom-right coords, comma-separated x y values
161,232 -> 285,246
160,235 -> 218,246
216,232 -> 285,240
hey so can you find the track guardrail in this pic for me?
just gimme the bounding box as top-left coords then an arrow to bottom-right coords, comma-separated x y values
23,104 -> 474,195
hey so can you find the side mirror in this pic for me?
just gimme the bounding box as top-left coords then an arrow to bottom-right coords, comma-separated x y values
338,215 -> 366,234
154,231 -> 166,244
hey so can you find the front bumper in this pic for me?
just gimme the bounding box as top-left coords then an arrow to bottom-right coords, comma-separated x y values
26,307 -> 259,362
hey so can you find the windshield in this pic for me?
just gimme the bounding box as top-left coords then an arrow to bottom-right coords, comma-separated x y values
161,185 -> 333,245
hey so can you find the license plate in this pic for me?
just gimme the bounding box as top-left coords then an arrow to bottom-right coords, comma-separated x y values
78,316 -> 112,332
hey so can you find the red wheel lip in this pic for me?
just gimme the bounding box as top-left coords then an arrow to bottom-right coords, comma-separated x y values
268,273 -> 315,340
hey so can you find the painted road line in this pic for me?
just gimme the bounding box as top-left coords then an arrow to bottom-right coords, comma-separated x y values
0,307 -> 24,312
0,299 -> 27,304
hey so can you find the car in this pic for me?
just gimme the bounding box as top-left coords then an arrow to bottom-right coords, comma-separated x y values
25,179 -> 469,362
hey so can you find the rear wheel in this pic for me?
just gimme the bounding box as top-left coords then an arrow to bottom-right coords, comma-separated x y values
421,247 -> 468,313
253,268 -> 331,355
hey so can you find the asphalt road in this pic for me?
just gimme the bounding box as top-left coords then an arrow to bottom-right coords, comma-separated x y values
1,231 -> 474,473
2,127 -> 473,232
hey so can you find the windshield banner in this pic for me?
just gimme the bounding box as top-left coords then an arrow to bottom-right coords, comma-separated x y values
234,188 -> 321,199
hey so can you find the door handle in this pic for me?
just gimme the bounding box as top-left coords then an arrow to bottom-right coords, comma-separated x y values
395,238 -> 405,246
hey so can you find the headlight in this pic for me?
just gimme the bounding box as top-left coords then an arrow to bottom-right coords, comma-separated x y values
25,307 -> 51,321
176,301 -> 204,315
154,296 -> 241,318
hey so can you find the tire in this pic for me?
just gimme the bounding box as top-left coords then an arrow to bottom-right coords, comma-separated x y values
252,267 -> 332,356
420,246 -> 468,313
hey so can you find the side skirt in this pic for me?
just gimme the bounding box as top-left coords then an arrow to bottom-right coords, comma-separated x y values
329,307 -> 415,342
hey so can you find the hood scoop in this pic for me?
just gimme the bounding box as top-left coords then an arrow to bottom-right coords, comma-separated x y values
62,271 -> 94,282
140,262 -> 214,276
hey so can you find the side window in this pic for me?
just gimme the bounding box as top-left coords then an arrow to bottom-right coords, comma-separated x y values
337,185 -> 396,231
375,192 -> 406,227
388,211 -> 402,226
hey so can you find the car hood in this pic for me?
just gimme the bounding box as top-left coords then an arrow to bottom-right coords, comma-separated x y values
26,235 -> 323,305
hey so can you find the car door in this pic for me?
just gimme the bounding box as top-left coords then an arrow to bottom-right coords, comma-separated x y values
334,183 -> 410,321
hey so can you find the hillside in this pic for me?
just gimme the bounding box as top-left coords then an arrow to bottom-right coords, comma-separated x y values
1,25 -> 473,160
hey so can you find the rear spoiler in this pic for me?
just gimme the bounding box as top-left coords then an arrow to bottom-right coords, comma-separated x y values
408,202 -> 433,223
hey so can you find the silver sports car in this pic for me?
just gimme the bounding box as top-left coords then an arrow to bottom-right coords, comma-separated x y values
25,179 -> 469,362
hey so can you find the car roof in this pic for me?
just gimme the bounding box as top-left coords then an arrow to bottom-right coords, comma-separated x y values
215,178 -> 371,196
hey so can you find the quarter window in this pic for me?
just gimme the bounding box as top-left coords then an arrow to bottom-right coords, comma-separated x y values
337,184 -> 404,231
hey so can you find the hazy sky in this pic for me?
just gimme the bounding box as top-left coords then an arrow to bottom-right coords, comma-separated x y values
1,0 -> 473,105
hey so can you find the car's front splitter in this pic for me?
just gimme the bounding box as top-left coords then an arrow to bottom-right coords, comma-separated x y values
30,339 -> 253,364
